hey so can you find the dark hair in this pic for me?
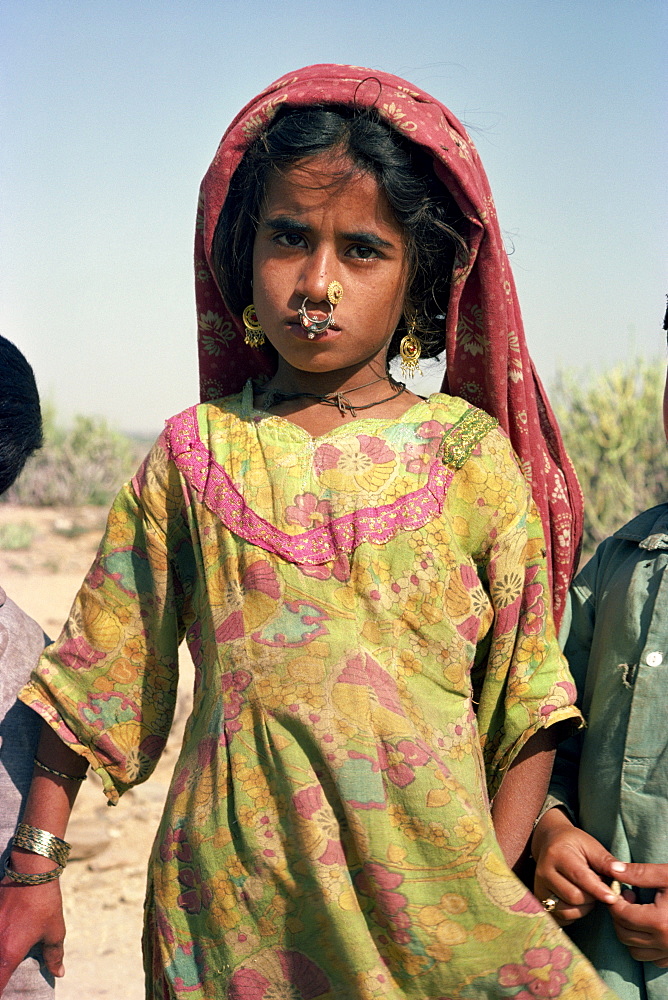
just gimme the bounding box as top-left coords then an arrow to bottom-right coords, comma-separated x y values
212,105 -> 468,362
0,336 -> 43,495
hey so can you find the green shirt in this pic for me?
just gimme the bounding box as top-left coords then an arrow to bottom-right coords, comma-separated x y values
549,503 -> 668,999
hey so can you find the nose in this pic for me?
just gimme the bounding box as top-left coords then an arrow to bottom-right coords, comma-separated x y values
295,248 -> 334,307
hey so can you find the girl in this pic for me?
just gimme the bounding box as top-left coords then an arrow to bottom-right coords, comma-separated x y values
0,65 -> 617,999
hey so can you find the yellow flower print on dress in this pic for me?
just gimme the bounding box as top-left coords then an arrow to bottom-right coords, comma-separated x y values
107,657 -> 137,686
207,873 -> 243,931
419,893 -> 469,962
313,435 -> 396,494
242,465 -> 276,512
476,850 -> 543,914
453,815 -> 484,845
81,600 -> 122,653
104,506 -> 134,549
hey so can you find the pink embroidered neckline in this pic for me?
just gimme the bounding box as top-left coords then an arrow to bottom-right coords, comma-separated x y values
165,405 -> 454,565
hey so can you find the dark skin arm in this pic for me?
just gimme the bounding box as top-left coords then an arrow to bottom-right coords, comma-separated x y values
0,723 -> 88,996
492,724 -> 570,874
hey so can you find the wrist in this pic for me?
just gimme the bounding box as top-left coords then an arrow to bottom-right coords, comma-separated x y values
532,806 -> 573,860
9,846 -> 61,874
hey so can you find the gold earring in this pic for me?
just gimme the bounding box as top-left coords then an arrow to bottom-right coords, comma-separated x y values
242,304 -> 265,348
326,280 -> 343,305
399,320 -> 422,378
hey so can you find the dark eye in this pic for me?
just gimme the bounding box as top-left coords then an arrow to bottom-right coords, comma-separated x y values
347,245 -> 379,260
274,232 -> 306,248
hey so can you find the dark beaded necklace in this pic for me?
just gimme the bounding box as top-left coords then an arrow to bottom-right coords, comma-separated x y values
258,376 -> 406,418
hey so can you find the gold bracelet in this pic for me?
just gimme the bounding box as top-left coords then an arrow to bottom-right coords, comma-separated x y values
4,858 -> 64,885
34,757 -> 87,781
13,824 -> 71,867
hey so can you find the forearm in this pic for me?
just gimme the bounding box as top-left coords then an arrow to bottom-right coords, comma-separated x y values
491,726 -> 561,871
9,722 -> 87,875
0,723 -> 87,990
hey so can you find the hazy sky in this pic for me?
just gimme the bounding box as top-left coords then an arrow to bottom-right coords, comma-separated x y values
1,0 -> 665,434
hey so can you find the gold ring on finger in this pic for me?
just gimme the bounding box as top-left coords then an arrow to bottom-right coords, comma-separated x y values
542,896 -> 559,912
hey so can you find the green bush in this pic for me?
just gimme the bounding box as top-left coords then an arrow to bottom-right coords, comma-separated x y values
2,404 -> 138,507
0,522 -> 35,550
553,360 -> 668,562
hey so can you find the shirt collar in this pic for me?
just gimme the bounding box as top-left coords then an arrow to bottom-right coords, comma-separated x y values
614,504 -> 668,551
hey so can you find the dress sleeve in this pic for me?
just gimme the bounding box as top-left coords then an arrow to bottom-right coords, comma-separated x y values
19,433 -> 193,804
450,428 -> 583,798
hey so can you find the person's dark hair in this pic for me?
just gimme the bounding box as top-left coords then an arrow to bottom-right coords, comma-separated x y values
0,336 -> 43,495
212,104 -> 468,363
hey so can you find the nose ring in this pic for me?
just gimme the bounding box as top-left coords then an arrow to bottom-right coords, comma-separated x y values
298,281 -> 344,339
298,298 -> 334,337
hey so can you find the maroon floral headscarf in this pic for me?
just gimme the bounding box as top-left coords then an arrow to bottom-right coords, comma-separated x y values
194,63 -> 583,624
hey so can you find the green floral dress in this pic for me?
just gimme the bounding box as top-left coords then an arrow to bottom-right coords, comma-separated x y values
21,385 -> 618,999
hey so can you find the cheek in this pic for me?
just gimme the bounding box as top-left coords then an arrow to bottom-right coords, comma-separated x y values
382,265 -> 409,327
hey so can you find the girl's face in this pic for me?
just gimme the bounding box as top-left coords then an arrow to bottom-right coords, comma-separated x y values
252,152 -> 408,375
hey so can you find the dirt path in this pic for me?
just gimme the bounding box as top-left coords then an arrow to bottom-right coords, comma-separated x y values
1,505 -> 193,999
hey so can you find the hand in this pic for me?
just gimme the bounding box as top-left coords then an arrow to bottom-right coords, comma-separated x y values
608,862 -> 668,967
0,876 -> 65,996
532,807 -> 622,926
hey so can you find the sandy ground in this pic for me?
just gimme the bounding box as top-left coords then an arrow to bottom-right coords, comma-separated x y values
1,504 -> 193,1000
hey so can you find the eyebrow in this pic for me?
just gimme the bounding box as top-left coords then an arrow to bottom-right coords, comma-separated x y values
262,215 -> 396,249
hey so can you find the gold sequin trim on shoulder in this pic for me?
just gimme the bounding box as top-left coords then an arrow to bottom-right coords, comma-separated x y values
439,406 -> 498,469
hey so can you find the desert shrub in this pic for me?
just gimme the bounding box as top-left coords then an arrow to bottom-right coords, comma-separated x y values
2,404 -> 138,506
553,359 -> 668,562
0,522 -> 35,550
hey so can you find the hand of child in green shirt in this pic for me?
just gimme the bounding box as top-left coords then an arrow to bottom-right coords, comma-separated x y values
607,862 -> 668,968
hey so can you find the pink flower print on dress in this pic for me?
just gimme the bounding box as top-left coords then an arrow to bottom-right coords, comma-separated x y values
498,945 -> 572,999
297,551 -> 351,583
160,825 -> 193,865
285,492 -> 333,528
221,669 -> 252,734
521,561 -> 546,636
58,635 -> 106,670
336,652 -> 406,717
242,560 -> 281,599
177,865 -> 213,915
377,738 -> 430,788
228,949 -> 330,999
313,435 -> 396,494
399,419 -> 444,473
293,784 -> 323,820
354,862 -> 412,945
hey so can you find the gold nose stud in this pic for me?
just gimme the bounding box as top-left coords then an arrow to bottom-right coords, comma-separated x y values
326,281 -> 343,305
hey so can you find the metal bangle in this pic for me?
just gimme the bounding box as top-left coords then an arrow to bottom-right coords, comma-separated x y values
4,858 -> 64,885
14,823 -> 71,867
34,757 -> 87,781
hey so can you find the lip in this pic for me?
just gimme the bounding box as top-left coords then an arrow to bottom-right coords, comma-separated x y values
285,318 -> 341,342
